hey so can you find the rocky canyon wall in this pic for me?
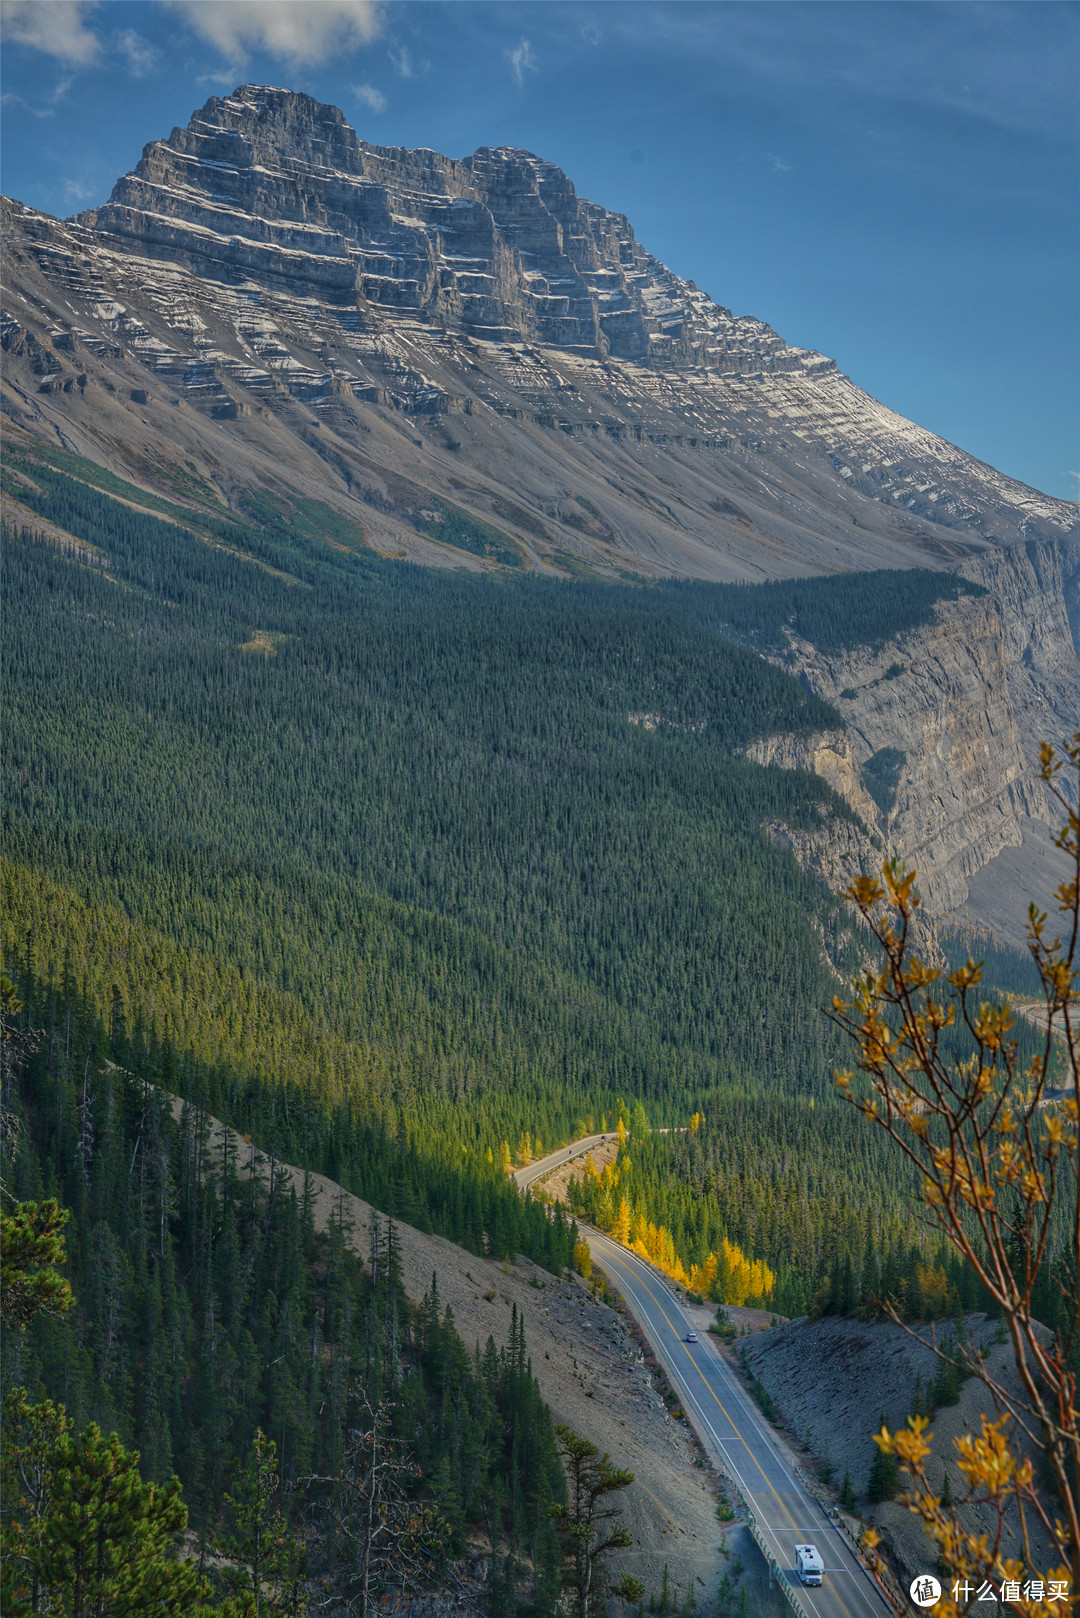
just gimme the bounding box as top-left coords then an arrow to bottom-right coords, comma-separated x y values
753,537 -> 1080,930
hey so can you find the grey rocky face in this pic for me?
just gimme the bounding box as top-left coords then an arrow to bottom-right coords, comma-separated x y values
79,83 -> 813,372
749,542 -> 1080,925
1,82 -> 1076,587
1,84 -> 1078,942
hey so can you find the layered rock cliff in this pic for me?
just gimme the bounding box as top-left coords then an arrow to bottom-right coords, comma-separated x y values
80,83 -> 819,375
2,85 -> 1077,942
3,86 -> 1075,585
754,537 -> 1080,931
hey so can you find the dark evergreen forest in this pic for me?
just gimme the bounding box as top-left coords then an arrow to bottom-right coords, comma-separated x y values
3,445 -> 874,1151
2,443 -> 1011,1413
3,438 -> 1064,1609
2,994 -> 567,1613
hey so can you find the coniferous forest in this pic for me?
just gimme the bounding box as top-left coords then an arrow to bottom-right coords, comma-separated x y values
0,438 -> 1038,1609
2,977 -> 567,1614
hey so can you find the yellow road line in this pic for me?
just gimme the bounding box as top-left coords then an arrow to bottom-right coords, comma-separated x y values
595,1236 -> 866,1618
516,1155 -> 878,1616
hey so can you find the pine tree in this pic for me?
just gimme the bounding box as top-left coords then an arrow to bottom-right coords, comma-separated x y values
931,1337 -> 963,1408
1,1397 -> 210,1618
910,1373 -> 933,1420
552,1427 -> 645,1618
867,1434 -> 900,1503
714,1572 -> 735,1618
220,1429 -> 306,1617
0,1197 -> 75,1331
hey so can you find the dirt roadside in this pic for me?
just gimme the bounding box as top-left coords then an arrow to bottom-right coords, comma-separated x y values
177,1106 -> 727,1605
528,1138 -> 619,1207
527,1138 -> 787,1613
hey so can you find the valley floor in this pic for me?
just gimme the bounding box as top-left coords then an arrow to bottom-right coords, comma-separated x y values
173,1103 -> 727,1606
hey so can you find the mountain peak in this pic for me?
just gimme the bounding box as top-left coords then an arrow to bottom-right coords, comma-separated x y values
77,86 -> 811,370
201,82 -> 352,121
3,88 -> 1073,587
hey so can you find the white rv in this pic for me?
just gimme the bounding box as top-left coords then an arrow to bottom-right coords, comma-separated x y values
795,1544 -> 824,1586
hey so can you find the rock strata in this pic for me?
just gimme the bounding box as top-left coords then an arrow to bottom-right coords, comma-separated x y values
2,86 -> 1078,938
79,85 -> 833,374
754,537 -> 1080,928
3,86 -> 1075,586
743,729 -> 882,830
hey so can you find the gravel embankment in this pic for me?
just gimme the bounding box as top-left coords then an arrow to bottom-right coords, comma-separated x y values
741,1313 -> 1059,1589
185,1110 -> 727,1605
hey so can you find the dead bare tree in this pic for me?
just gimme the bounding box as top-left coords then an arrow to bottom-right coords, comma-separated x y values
302,1385 -> 442,1618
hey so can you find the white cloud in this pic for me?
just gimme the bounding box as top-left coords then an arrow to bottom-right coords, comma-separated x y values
609,5 -> 1076,144
505,37 -> 536,89
165,0 -> 382,67
388,43 -> 412,77
114,27 -> 158,77
0,90 -> 43,115
62,175 -> 95,203
1,72 -> 74,115
768,153 -> 793,174
196,67 -> 240,88
1,0 -> 101,66
352,81 -> 386,114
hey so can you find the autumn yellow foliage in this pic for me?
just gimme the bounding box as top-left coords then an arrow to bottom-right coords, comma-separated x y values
564,1141 -> 775,1305
835,738 -> 1080,1609
625,1218 -> 774,1304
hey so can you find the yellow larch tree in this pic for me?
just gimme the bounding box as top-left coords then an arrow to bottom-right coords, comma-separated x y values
613,1199 -> 631,1244
833,737 -> 1079,1616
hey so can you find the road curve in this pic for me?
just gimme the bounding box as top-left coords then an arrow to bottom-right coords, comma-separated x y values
516,1143 -> 896,1618
514,1136 -> 612,1192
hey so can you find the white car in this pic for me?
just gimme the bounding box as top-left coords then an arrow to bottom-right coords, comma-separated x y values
685,1330 -> 697,1343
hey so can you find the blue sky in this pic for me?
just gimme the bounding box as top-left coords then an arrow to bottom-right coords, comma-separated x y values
2,0 -> 1077,501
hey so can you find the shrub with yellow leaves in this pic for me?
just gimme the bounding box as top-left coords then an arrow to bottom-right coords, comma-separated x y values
833,737 -> 1079,1614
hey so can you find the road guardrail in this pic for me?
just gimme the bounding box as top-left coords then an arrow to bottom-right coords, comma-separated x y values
571,1222 -> 901,1618
746,1511 -> 814,1618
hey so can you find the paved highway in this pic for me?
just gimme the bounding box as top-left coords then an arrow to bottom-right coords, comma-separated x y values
515,1135 -> 610,1187
516,1145 -> 896,1618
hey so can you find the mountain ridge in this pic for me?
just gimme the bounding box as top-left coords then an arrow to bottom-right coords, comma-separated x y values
2,84 -> 1075,584
79,82 -> 836,374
